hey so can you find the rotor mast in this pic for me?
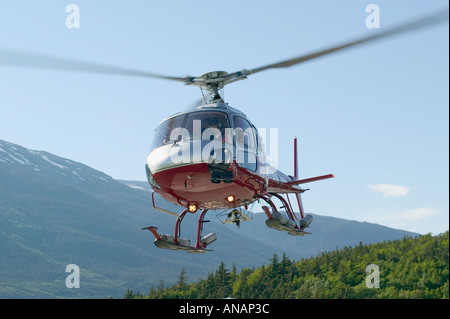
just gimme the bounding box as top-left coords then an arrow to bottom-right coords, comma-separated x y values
192,70 -> 249,103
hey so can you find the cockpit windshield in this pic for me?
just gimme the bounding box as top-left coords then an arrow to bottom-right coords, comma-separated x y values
184,111 -> 229,141
150,111 -> 230,151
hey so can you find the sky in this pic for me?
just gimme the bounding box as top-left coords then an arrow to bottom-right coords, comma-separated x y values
0,0 -> 448,235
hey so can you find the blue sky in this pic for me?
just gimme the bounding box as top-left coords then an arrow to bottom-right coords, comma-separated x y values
0,0 -> 448,235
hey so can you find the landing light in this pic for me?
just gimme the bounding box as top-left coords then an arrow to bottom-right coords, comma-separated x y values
226,195 -> 235,203
188,204 -> 197,213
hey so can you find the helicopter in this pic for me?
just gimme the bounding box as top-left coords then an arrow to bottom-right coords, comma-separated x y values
142,95 -> 335,252
1,9 -> 447,253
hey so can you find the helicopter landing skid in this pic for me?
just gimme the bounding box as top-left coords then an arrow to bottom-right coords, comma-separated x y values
262,206 -> 311,236
142,209 -> 217,253
265,219 -> 311,236
142,227 -> 216,253
153,233 -> 212,253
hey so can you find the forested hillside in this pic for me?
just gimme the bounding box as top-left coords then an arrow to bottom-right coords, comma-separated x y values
131,231 -> 449,299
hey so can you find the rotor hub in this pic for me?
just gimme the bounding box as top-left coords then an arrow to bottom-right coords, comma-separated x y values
200,71 -> 229,79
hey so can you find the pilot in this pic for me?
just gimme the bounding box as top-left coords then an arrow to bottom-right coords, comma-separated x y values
206,118 -> 219,129
205,118 -> 223,141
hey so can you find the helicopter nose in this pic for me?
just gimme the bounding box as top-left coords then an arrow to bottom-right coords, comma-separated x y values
145,163 -> 160,189
145,141 -> 234,188
145,143 -> 191,190
146,143 -> 191,174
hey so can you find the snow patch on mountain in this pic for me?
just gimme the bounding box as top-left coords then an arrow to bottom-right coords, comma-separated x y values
40,154 -> 67,169
0,139 -> 113,184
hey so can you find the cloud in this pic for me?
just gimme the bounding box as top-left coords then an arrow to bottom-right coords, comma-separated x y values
396,208 -> 440,221
366,184 -> 410,197
363,208 -> 442,234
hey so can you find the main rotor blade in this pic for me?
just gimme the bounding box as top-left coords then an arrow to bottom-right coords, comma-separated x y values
247,9 -> 449,75
0,49 -> 187,82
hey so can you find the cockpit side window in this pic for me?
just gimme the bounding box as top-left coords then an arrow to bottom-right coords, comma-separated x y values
233,116 -> 257,171
150,115 -> 185,150
233,116 -> 256,149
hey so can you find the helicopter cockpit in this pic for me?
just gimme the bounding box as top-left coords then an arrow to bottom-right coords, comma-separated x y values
148,103 -> 262,181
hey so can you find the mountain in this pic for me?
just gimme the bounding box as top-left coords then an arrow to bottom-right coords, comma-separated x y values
0,139 -> 419,298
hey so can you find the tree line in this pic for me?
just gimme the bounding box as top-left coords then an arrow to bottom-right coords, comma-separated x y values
125,231 -> 449,299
